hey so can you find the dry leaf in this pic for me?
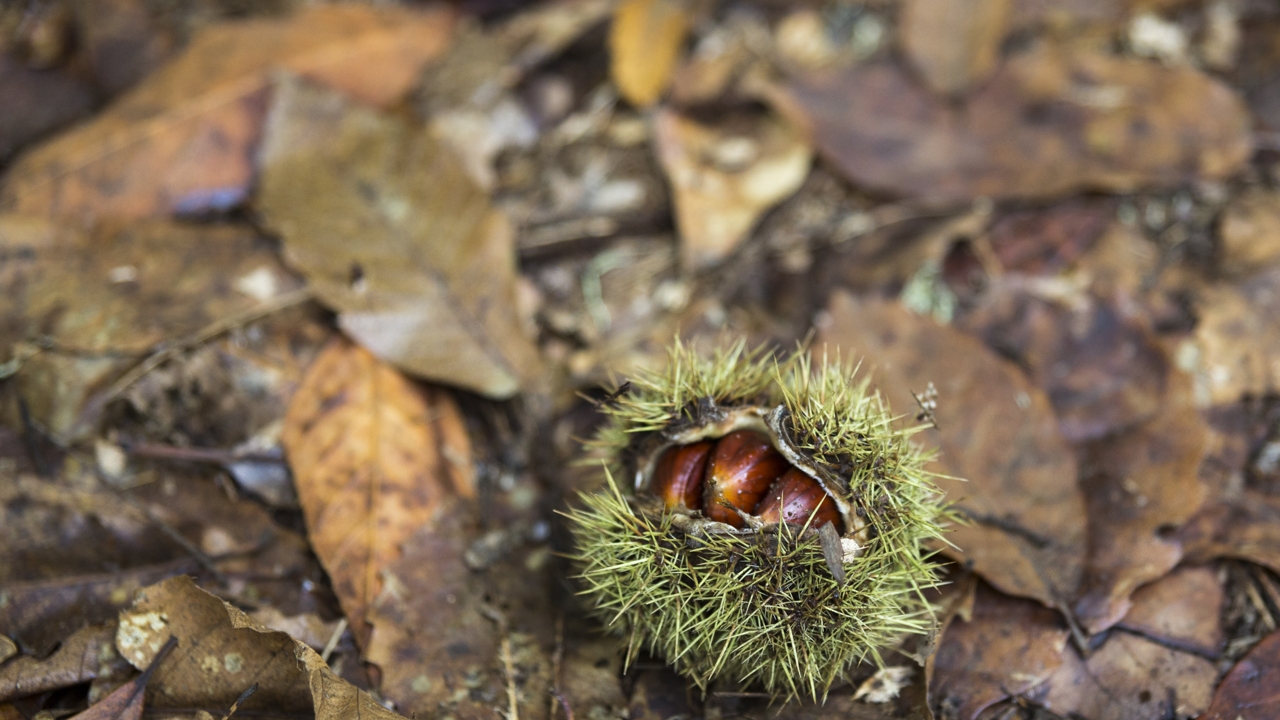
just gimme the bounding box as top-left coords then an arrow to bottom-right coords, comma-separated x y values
930,583 -> 1069,720
74,634 -> 173,720
0,215 -> 304,439
116,576 -> 403,719
1201,629 -> 1280,719
817,293 -> 1086,613
1073,389 -> 1209,634
0,638 -> 14,665
0,54 -> 94,161
256,75 -> 541,398
899,0 -> 1013,96
1219,188 -> 1280,275
281,337 -> 474,649
1117,565 -> 1224,657
0,5 -> 455,222
0,624 -> 123,701
610,0 -> 690,107
1041,631 -> 1216,720
654,109 -> 812,270
784,43 -> 1252,203
1190,267 -> 1280,404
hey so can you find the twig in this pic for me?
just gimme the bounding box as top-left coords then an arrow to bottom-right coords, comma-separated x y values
549,614 -> 570,720
481,605 -> 520,720
94,287 -> 312,410
124,442 -> 283,466
321,618 -> 348,664
221,683 -> 259,720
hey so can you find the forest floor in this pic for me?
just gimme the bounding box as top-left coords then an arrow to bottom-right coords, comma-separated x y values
3,0 -> 1280,719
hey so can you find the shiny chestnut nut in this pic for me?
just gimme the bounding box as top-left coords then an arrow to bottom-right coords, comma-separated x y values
755,468 -> 841,530
650,440 -> 713,510
702,430 -> 789,527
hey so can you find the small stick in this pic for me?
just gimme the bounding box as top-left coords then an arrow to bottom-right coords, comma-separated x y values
222,683 -> 259,720
321,618 -> 348,664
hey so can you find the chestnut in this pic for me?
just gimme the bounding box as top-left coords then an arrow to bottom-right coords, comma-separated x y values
702,430 -> 790,527
650,440 -> 713,510
755,468 -> 841,530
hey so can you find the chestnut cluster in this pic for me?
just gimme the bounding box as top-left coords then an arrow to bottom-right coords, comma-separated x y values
650,429 -> 842,532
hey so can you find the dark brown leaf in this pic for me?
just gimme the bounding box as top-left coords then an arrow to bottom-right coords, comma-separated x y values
817,293 -> 1086,613
930,583 -> 1068,720
1201,629 -> 1280,720
1117,565 -> 1224,658
0,624 -> 125,702
784,44 -> 1252,203
898,0 -> 1012,96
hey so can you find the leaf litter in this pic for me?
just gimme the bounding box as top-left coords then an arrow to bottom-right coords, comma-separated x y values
4,0 -> 1280,719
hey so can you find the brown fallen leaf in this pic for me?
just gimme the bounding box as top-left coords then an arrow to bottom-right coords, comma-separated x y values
256,75 -> 541,398
929,582 -> 1069,720
986,197 -> 1116,275
1073,389 -> 1210,635
1117,565 -> 1224,657
0,4 -> 455,222
0,54 -> 94,161
1201,629 -> 1280,719
0,638 -> 14,665
816,293 -> 1086,615
116,576 -> 403,719
74,635 -> 176,720
653,108 -> 812,271
959,287 -> 1173,442
0,624 -> 126,701
783,42 -> 1252,203
1219,188 -> 1280,275
0,215 -> 304,439
1190,266 -> 1280,404
73,0 -> 173,97
610,0 -> 690,107
1041,631 -> 1216,720
628,669 -> 698,720
281,337 -> 474,650
898,0 -> 1013,96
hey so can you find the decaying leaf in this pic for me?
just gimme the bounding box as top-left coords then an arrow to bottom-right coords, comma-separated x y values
0,5 -> 455,223
1117,565 -> 1224,657
281,337 -> 474,649
1041,631 -> 1216,720
784,42 -> 1252,203
115,576 -> 403,719
817,293 -> 1086,614
0,624 -> 124,701
1073,386 -> 1210,634
610,0 -> 690,107
1201,629 -> 1280,720
1190,267 -> 1280,405
899,0 -> 1012,96
256,75 -> 541,398
75,634 -> 174,720
0,215 -> 304,439
930,583 -> 1069,720
653,108 -> 812,270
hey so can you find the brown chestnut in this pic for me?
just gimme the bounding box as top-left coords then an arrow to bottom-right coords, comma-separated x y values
703,430 -> 790,527
755,468 -> 842,531
651,440 -> 714,510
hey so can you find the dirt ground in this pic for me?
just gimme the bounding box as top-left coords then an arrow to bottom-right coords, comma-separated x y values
3,0 -> 1280,718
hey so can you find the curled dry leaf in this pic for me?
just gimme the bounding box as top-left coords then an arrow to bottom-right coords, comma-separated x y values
610,0 -> 690,107
0,215 -> 303,439
1201,629 -> 1280,720
654,109 -> 812,270
0,624 -> 123,701
281,337 -> 474,650
1072,387 -> 1209,635
116,576 -> 404,719
929,583 -> 1069,720
1117,565 -> 1224,657
898,0 -> 1012,96
1041,631 -> 1216,720
0,5 -> 455,223
816,293 -> 1086,614
783,43 -> 1252,203
256,75 -> 541,398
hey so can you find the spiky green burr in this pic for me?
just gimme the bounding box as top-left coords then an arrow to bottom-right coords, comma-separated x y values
565,342 -> 950,701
